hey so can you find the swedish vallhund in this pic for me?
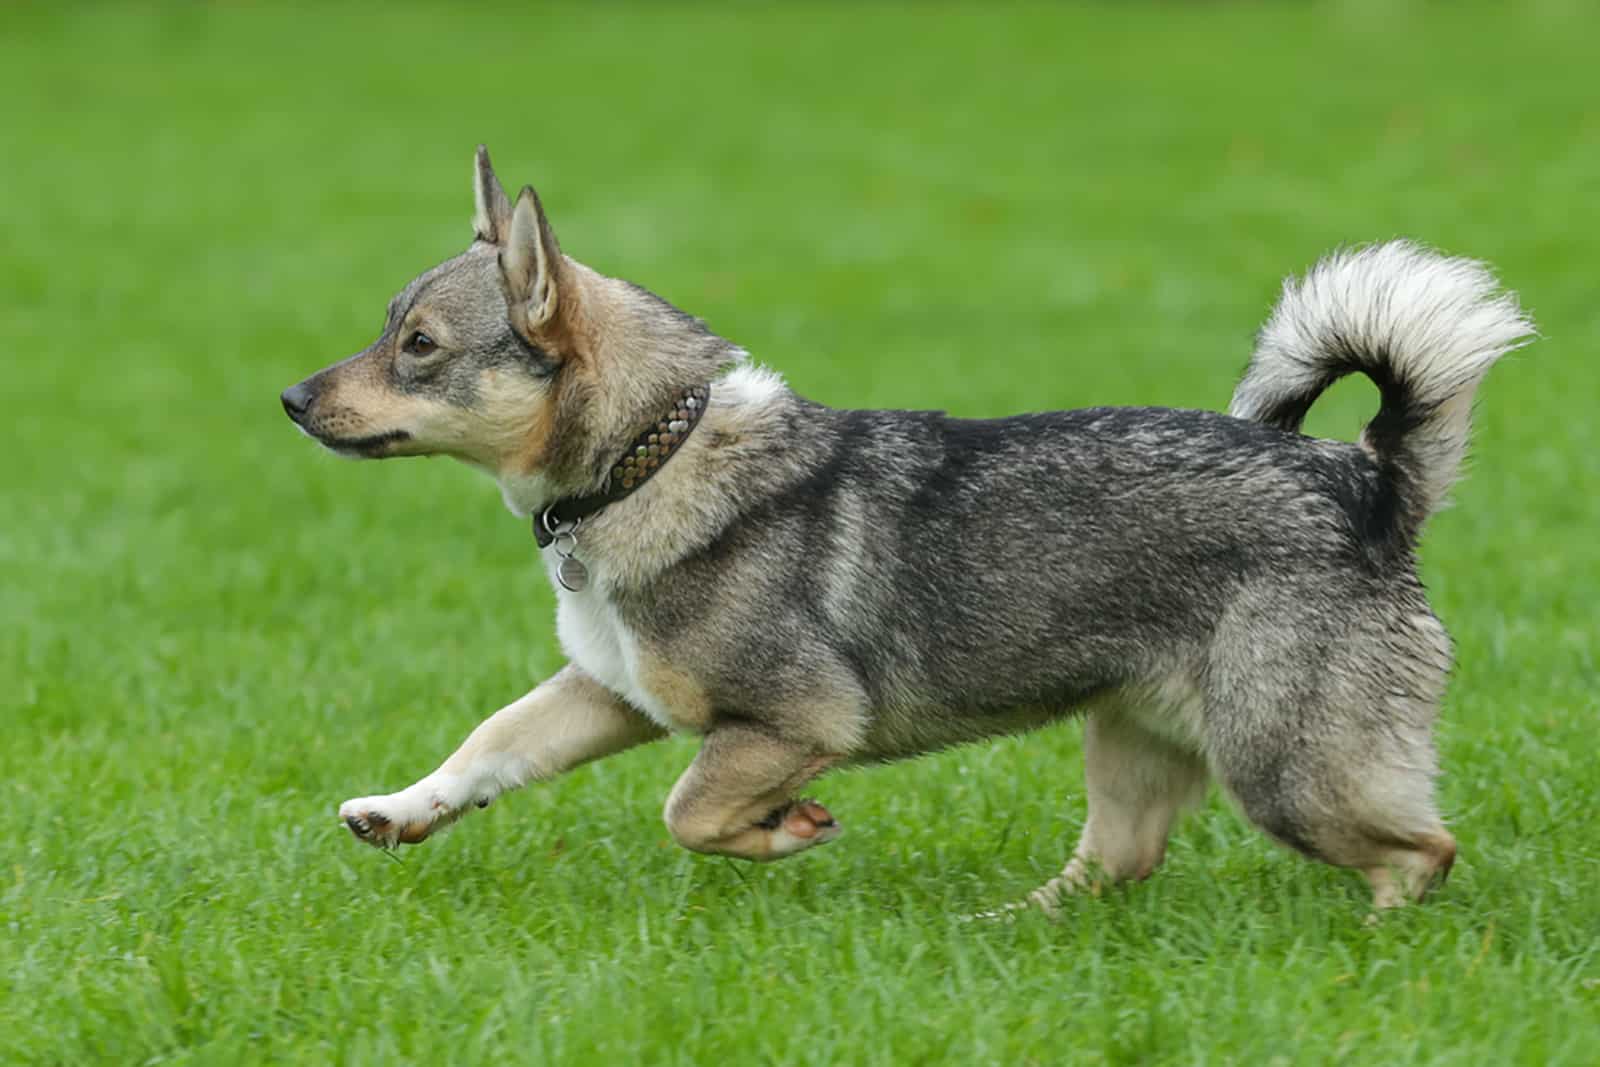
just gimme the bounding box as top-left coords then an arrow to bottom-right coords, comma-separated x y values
281,146 -> 1532,912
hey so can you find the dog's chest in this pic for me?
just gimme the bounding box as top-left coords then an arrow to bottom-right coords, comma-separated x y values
554,584 -> 704,733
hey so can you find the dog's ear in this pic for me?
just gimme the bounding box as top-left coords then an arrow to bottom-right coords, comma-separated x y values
501,184 -> 565,333
472,145 -> 512,244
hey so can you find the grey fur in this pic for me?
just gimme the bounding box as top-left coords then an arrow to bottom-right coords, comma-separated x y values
284,150 -> 1532,910
1231,240 -> 1535,545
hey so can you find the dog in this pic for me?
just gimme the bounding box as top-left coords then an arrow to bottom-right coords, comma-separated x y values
281,146 -> 1532,910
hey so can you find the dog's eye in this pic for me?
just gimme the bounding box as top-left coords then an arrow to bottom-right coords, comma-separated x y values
406,331 -> 438,357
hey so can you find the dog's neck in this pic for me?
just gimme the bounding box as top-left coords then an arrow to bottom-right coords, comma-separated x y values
512,363 -> 798,592
497,471 -> 559,518
495,385 -> 714,521
496,383 -> 716,524
529,383 -> 711,548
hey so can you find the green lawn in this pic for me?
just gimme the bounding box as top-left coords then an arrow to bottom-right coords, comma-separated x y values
4,3 -> 1598,1063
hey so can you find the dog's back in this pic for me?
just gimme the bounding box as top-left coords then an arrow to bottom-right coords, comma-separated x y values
640,402 -> 1392,729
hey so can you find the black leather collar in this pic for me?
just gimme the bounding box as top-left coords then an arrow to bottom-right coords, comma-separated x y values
533,383 -> 711,548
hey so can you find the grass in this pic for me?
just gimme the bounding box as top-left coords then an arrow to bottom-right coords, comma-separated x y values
3,2 -> 1598,1063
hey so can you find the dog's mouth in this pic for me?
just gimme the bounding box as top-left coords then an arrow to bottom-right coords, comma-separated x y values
319,429 -> 414,458
289,419 -> 414,458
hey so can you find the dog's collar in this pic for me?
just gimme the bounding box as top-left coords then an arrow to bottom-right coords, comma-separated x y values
532,383 -> 711,550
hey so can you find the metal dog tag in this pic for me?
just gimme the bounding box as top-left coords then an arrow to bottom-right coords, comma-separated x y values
540,511 -> 591,594
557,555 -> 589,593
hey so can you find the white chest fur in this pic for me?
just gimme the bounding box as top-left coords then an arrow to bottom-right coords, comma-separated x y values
551,564 -> 681,731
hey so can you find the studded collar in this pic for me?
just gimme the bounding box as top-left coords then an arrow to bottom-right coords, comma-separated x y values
532,383 -> 711,550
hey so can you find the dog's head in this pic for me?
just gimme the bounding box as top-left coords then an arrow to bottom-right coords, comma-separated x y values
281,146 -> 742,510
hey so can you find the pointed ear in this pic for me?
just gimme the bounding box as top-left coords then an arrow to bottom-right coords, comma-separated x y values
501,184 -> 564,332
472,145 -> 512,243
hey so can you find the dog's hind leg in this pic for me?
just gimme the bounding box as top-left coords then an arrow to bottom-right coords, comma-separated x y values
1028,710 -> 1209,914
1200,592 -> 1459,910
1214,727 -> 1456,911
338,664 -> 665,848
663,722 -> 845,861
1206,628 -> 1457,908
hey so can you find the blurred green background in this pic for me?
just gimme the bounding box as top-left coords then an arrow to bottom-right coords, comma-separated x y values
3,3 -> 1597,1064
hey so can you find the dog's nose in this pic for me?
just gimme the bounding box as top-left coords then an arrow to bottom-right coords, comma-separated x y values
281,381 -> 315,421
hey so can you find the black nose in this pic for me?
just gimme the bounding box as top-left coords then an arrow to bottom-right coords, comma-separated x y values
281,381 -> 314,421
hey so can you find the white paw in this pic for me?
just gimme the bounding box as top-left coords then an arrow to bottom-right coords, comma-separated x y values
338,776 -> 467,848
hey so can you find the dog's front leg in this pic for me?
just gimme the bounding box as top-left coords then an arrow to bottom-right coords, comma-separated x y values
339,664 -> 664,848
663,723 -> 843,861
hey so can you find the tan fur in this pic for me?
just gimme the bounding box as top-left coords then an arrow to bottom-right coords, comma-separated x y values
1029,709 -> 1209,913
635,652 -> 715,734
501,370 -> 562,476
1365,832 -> 1457,910
503,185 -> 564,334
338,664 -> 665,848
663,723 -> 842,861
436,666 -> 662,780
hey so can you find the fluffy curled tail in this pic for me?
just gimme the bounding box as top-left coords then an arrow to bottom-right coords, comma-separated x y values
1230,240 -> 1534,548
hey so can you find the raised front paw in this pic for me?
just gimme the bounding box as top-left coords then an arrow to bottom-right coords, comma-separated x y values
338,786 -> 457,848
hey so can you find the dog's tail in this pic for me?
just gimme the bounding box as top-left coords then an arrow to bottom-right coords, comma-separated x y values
1229,240 -> 1533,548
